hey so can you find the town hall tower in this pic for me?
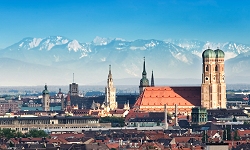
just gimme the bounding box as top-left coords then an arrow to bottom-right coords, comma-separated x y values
103,65 -> 117,112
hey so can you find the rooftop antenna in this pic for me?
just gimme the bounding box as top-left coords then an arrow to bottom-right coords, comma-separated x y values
73,73 -> 74,83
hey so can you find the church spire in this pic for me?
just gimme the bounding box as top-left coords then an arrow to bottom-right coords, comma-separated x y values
151,70 -> 154,87
142,57 -> 147,77
108,65 -> 112,78
104,64 -> 117,111
139,57 -> 149,95
107,65 -> 113,84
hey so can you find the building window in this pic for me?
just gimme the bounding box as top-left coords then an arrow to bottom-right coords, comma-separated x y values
215,65 -> 218,71
206,65 -> 209,71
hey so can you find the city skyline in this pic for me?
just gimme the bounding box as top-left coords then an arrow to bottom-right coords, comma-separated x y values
1,0 -> 250,49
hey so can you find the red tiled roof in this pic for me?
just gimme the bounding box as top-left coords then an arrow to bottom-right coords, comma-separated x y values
174,136 -> 202,143
238,130 -> 250,137
106,143 -> 119,149
125,110 -> 149,121
50,133 -> 85,139
109,109 -> 126,114
134,86 -> 201,108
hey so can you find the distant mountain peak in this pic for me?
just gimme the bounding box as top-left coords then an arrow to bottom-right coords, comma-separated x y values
1,36 -> 250,86
92,36 -> 111,45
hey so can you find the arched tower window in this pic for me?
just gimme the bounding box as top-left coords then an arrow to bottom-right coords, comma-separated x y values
205,65 -> 209,71
215,65 -> 218,71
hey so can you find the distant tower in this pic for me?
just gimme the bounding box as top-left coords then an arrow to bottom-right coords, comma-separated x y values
42,84 -> 50,111
66,92 -> 71,112
201,48 -> 226,109
69,73 -> 79,96
57,88 -> 64,111
123,100 -> 130,110
151,70 -> 155,87
139,57 -> 149,95
103,65 -> 117,112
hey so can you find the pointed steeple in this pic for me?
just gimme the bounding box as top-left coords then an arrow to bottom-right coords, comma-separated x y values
151,70 -> 154,87
107,65 -> 113,86
142,57 -> 147,77
108,65 -> 112,79
104,64 -> 117,111
139,57 -> 149,95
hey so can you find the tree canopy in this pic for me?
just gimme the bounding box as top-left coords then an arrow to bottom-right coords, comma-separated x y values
0,128 -> 48,139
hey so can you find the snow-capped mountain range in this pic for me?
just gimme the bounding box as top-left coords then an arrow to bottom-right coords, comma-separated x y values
0,36 -> 250,86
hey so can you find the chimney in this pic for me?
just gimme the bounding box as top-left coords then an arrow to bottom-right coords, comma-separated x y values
175,104 -> 179,126
164,104 -> 168,130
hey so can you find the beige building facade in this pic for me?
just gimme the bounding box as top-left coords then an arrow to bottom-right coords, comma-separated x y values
0,116 -> 110,133
201,48 -> 226,109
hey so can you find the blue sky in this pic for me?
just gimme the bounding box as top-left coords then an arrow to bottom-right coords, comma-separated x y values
0,0 -> 250,48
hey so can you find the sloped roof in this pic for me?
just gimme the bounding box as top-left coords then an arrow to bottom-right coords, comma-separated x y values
200,122 -> 222,131
125,111 -> 149,122
134,86 -> 201,107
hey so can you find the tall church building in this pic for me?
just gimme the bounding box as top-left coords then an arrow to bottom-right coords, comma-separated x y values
133,48 -> 227,115
201,48 -> 226,109
139,57 -> 150,95
103,65 -> 117,112
42,84 -> 50,111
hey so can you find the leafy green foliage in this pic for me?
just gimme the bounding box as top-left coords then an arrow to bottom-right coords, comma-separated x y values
226,128 -> 232,140
234,130 -> 240,141
0,128 -> 21,139
202,131 -> 208,143
25,130 -> 48,138
0,128 -> 48,139
100,116 -> 125,127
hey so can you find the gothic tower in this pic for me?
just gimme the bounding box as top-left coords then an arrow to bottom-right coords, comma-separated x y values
103,65 -> 117,112
151,70 -> 155,87
42,84 -> 50,111
201,48 -> 226,109
139,57 -> 149,95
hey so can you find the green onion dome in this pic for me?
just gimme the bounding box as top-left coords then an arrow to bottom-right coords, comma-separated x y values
42,85 -> 49,95
202,49 -> 216,58
214,48 -> 225,58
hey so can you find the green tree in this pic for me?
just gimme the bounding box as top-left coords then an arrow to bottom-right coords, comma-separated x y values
226,128 -> 232,140
0,128 -> 24,139
25,130 -> 48,138
234,130 -> 240,141
100,117 -> 125,127
202,131 -> 208,143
